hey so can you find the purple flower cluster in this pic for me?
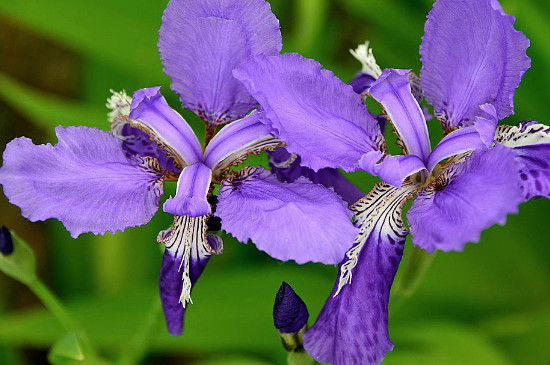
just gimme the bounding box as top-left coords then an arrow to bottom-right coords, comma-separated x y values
0,0 -> 358,337
1,0 -> 549,364
233,0 -> 549,364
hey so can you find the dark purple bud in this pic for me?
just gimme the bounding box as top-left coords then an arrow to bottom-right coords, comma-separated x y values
273,282 -> 309,334
0,226 -> 14,256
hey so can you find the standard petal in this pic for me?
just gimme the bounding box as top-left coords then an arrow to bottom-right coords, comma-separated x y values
408,144 -> 522,253
304,183 -> 416,365
369,69 -> 431,162
420,0 -> 531,129
158,216 -> 223,336
129,87 -> 203,168
268,148 -> 365,206
496,121 -> 550,200
360,152 -> 427,187
163,163 -> 212,217
0,126 -> 164,238
203,110 -> 283,178
234,53 -> 383,172
216,167 -> 358,265
426,105 -> 497,172
158,0 -> 282,125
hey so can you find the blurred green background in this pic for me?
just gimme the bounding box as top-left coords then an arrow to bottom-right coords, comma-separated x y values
0,0 -> 549,364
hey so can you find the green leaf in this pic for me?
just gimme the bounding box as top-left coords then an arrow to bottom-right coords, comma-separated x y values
0,230 -> 37,285
0,72 -> 107,132
48,332 -> 85,364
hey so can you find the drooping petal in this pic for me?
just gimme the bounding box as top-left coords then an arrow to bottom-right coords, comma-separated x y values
496,121 -> 550,200
216,167 -> 358,265
420,0 -> 531,129
107,90 -> 179,174
359,151 -> 427,187
369,69 -> 431,162
0,126 -> 164,238
129,87 -> 203,168
158,215 -> 223,336
234,53 -> 383,172
163,163 -> 212,217
426,104 -> 497,172
408,144 -> 522,253
158,0 -> 282,125
203,110 -> 283,178
304,182 -> 416,365
268,148 -> 365,206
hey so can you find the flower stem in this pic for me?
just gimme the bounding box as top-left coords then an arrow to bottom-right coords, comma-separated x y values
287,349 -> 314,365
390,245 -> 435,312
115,294 -> 162,365
28,278 -> 99,363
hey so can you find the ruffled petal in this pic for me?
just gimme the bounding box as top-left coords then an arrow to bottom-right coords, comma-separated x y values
496,121 -> 550,200
420,0 -> 531,129
129,87 -> 203,168
369,69 -> 431,162
216,167 -> 358,265
0,126 -> 164,238
304,183 -> 416,365
203,110 -> 283,177
158,215 -> 222,336
426,104 -> 498,172
268,148 -> 364,206
408,144 -> 522,253
163,163 -> 212,217
234,53 -> 383,172
360,152 -> 427,188
158,0 -> 282,125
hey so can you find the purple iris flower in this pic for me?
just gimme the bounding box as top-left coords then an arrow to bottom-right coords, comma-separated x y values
0,0 -> 359,336
234,0 -> 549,363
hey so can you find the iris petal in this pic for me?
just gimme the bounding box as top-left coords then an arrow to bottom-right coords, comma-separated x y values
420,0 -> 530,130
496,121 -> 550,200
158,0 -> 282,125
234,53 -> 383,172
304,182 -> 416,365
0,126 -> 164,238
216,167 -> 358,265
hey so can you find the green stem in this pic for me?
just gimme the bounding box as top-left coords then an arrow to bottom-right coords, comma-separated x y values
28,278 -> 99,363
287,349 -> 314,365
115,295 -> 162,365
390,246 -> 436,312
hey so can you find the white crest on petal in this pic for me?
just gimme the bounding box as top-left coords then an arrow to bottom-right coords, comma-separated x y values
334,182 -> 415,296
106,89 -> 132,122
350,41 -> 382,79
495,122 -> 550,148
158,215 -> 218,308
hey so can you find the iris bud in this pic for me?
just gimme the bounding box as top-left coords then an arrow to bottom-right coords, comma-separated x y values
273,282 -> 309,351
0,226 -> 14,255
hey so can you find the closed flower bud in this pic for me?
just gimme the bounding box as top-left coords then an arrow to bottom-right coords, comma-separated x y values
0,226 -> 14,255
273,282 -> 309,351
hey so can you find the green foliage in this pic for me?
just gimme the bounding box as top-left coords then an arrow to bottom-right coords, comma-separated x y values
48,332 -> 86,365
0,230 -> 36,285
